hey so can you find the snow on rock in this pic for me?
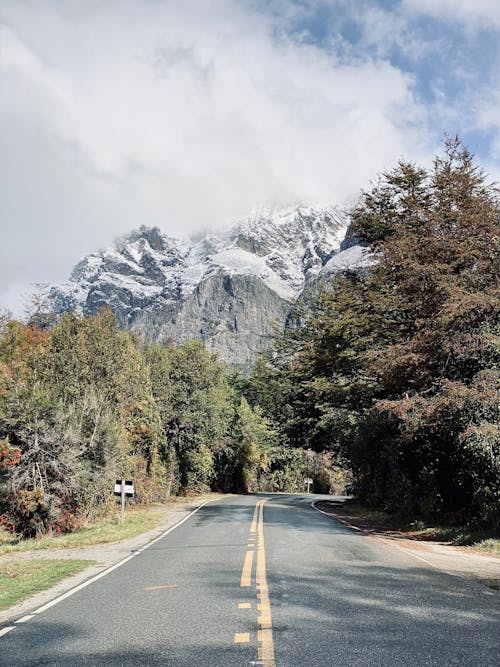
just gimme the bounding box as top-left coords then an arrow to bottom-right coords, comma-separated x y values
49,205 -> 373,365
208,248 -> 294,300
52,205 -> 349,315
321,245 -> 375,274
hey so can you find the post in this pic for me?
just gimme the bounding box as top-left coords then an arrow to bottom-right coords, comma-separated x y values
306,479 -> 311,494
120,478 -> 125,524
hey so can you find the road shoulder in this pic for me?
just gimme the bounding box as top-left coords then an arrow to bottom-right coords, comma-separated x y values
312,499 -> 500,593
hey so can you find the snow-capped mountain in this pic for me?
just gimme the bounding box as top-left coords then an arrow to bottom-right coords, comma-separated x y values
51,205 -> 368,366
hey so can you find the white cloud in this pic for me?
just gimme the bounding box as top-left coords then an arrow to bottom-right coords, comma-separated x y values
0,0 -> 434,314
403,0 -> 500,30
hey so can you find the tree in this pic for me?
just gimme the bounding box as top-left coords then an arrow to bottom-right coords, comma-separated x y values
232,397 -> 276,492
24,283 -> 58,330
267,139 -> 499,525
0,310 -> 165,535
148,339 -> 234,492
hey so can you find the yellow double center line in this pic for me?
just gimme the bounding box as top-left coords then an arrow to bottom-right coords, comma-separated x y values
238,499 -> 276,667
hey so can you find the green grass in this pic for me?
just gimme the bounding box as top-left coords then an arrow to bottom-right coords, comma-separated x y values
0,559 -> 94,611
0,507 -> 161,554
0,493 -> 223,555
342,502 -> 500,556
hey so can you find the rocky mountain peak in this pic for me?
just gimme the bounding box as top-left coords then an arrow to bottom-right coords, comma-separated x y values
118,225 -> 167,253
50,205 -> 369,366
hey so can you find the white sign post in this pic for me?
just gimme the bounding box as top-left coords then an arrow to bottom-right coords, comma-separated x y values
114,480 -> 135,523
305,477 -> 313,493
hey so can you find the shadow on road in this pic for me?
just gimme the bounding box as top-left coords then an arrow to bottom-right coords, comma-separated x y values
3,618 -> 248,667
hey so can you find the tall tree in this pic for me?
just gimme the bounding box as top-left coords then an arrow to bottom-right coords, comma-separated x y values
148,339 -> 234,492
268,139 -> 499,525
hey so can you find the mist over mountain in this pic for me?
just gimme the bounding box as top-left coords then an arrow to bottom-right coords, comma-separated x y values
50,206 -> 372,366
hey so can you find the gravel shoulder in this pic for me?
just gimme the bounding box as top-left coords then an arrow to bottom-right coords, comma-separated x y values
0,498 -> 214,624
313,499 -> 500,592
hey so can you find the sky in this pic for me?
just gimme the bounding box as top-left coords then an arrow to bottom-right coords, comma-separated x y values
1,0 -> 499,315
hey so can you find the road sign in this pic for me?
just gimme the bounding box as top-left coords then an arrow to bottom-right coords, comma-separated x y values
305,477 -> 313,493
115,479 -> 134,524
114,480 -> 134,497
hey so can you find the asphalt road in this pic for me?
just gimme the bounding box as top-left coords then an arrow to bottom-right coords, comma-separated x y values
1,494 -> 499,666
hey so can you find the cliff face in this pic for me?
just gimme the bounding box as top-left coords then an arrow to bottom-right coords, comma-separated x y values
130,273 -> 291,367
50,205 -> 369,365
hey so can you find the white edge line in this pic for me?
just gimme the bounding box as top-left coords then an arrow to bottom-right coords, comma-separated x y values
311,501 -> 362,531
15,615 -> 35,624
0,627 -> 15,637
311,501 -> 459,578
32,499 -> 214,614
0,498 -> 215,631
383,539 -> 457,576
32,554 -> 137,615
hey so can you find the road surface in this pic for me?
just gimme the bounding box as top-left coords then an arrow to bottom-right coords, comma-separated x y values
1,494 -> 499,666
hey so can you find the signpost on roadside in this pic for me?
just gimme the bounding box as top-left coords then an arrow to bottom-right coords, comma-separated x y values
114,480 -> 135,523
305,477 -> 313,493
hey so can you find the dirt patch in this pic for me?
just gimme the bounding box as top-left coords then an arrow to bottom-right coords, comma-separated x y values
315,500 -> 409,537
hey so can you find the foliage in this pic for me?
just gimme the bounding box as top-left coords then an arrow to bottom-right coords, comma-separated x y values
3,138 -> 492,540
262,138 -> 499,528
1,298 -> 338,539
0,310 -> 164,535
231,397 -> 276,492
147,339 -> 234,493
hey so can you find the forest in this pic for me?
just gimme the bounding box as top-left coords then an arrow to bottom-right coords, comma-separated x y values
1,139 -> 498,538
0,309 -> 344,538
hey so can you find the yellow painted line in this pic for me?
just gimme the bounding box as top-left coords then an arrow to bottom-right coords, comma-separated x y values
240,550 -> 254,587
250,500 -> 261,533
144,585 -> 178,591
237,498 -> 275,665
256,499 -> 276,667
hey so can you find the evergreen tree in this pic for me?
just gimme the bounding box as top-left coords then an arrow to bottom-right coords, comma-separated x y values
271,139 -> 499,525
232,397 -> 276,492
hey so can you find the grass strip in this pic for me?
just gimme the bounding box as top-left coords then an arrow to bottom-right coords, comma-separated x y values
0,508 -> 160,554
0,493 -> 223,555
0,559 -> 94,611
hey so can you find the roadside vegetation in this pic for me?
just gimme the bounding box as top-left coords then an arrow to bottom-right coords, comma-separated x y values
245,138 -> 499,536
0,494 -> 222,555
0,559 -> 94,611
0,138 -> 497,551
0,311 -> 342,540
0,506 -> 162,554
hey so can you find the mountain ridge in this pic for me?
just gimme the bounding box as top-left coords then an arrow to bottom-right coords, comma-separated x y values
50,205 -> 370,365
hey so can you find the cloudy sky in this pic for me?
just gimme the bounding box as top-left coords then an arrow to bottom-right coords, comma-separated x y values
1,0 -> 499,315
